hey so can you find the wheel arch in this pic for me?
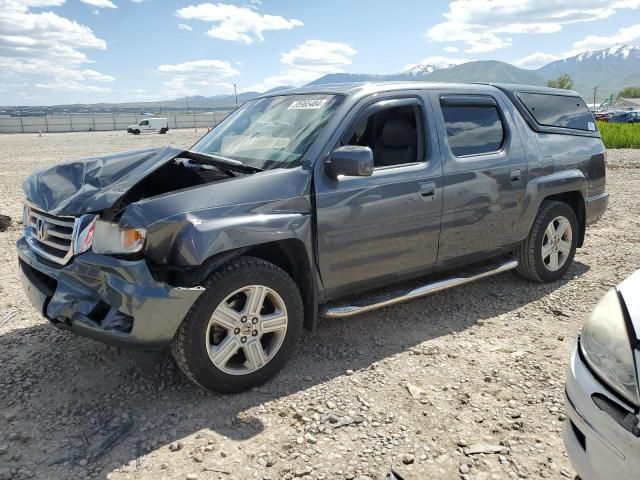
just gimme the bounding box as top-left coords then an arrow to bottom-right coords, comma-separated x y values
152,239 -> 318,332
524,169 -> 588,248
242,239 -> 318,332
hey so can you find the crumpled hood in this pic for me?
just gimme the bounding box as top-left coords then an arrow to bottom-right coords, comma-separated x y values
23,146 -> 184,216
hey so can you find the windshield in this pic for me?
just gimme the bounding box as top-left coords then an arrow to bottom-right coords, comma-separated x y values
191,94 -> 344,170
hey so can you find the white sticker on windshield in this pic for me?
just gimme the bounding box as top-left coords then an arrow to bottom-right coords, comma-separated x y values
287,99 -> 328,110
588,121 -> 596,131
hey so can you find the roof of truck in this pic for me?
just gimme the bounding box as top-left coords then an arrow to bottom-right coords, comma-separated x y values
259,81 -> 580,98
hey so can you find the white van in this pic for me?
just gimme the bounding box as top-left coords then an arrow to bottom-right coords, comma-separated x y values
127,118 -> 169,135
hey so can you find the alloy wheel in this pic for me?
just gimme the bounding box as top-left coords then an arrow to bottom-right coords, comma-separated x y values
205,285 -> 288,375
541,215 -> 573,272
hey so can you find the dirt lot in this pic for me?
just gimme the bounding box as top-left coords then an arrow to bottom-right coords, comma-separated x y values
1,130 -> 639,480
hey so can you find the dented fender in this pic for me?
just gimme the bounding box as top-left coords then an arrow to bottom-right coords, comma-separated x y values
119,166 -> 314,267
144,211 -> 313,266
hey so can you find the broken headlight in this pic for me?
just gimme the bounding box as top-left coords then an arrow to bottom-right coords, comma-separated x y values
581,288 -> 639,406
91,220 -> 146,255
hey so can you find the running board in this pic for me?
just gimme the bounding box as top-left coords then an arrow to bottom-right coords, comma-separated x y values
320,259 -> 518,318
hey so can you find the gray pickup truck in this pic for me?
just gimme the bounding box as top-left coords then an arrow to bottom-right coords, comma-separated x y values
18,82 -> 608,393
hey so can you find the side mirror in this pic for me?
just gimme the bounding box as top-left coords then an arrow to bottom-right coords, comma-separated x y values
326,146 -> 374,178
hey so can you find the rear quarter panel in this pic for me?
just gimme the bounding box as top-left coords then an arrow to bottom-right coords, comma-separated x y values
511,125 -> 605,241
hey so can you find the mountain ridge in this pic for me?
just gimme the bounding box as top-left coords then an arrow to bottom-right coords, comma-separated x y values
307,45 -> 640,102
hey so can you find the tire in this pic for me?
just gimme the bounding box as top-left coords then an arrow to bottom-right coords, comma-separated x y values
133,129 -> 140,135
159,128 -> 168,134
515,200 -> 579,283
171,256 -> 303,393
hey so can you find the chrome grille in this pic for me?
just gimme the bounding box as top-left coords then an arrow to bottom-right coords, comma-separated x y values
24,205 -> 77,265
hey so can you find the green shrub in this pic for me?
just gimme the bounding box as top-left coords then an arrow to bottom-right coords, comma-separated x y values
597,121 -> 640,149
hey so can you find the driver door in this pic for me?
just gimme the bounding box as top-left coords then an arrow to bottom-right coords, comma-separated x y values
314,94 -> 443,299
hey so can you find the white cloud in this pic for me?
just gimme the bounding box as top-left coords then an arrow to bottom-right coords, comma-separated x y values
427,0 -> 640,53
403,55 -> 469,71
245,40 -> 357,92
34,81 -> 111,92
80,0 -> 117,8
157,59 -> 239,96
0,0 -> 114,93
175,3 -> 303,44
513,51 -> 564,68
178,23 -> 192,31
281,40 -> 356,69
444,46 -> 459,53
573,23 -> 640,51
514,22 -> 640,69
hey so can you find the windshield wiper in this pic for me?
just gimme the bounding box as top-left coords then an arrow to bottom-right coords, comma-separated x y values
180,150 -> 263,174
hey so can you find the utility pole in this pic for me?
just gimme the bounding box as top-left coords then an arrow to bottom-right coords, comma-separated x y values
234,83 -> 238,109
593,86 -> 598,109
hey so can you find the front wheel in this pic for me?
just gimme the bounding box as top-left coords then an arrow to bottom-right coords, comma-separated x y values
515,201 -> 578,283
171,257 -> 303,393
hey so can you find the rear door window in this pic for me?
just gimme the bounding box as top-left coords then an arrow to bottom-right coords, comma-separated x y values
517,92 -> 594,131
441,103 -> 504,157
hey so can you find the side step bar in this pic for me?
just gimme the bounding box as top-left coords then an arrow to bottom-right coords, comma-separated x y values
320,259 -> 518,318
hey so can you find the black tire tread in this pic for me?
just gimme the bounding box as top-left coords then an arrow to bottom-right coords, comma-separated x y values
515,200 -> 576,283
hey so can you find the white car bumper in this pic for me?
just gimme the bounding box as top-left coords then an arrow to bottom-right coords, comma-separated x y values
564,340 -> 640,480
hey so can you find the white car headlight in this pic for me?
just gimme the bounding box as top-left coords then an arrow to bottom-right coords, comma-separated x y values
581,288 -> 639,406
91,220 -> 146,255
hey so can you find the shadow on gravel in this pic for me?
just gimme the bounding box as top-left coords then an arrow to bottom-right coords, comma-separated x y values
0,261 -> 590,478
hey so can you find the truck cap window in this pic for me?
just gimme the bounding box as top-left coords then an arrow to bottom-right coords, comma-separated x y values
191,94 -> 344,170
441,103 -> 504,156
517,92 -> 594,131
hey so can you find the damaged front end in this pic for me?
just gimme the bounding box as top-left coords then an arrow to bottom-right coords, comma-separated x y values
17,147 -> 250,349
18,238 -> 204,349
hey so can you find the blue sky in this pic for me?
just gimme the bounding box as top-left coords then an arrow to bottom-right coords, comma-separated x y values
2,0 -> 640,105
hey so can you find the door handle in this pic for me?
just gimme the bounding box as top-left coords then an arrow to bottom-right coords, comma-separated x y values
419,182 -> 436,202
510,169 -> 522,182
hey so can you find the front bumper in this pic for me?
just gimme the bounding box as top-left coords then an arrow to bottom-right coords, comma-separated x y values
17,237 -> 204,350
585,192 -> 608,225
564,339 -> 640,480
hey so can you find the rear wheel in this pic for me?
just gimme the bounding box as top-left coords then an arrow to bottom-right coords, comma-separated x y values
159,127 -> 168,134
515,201 -> 578,283
171,257 -> 303,393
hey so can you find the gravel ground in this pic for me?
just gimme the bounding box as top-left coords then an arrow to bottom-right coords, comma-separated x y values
0,130 -> 639,480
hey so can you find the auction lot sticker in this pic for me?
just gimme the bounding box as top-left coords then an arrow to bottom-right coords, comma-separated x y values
287,99 -> 328,110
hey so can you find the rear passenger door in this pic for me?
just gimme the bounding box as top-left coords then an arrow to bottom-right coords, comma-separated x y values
429,90 -> 528,264
314,93 -> 443,298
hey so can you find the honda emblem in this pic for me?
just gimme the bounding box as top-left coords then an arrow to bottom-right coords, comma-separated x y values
35,218 -> 48,241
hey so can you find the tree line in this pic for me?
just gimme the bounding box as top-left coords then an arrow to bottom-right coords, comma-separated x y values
546,74 -> 640,98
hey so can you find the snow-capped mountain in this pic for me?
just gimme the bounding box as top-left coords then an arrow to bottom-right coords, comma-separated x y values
402,63 -> 440,78
536,45 -> 640,99
546,45 -> 640,67
308,45 -> 640,102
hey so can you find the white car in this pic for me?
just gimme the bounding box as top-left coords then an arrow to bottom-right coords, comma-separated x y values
564,270 -> 640,479
126,117 -> 168,135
